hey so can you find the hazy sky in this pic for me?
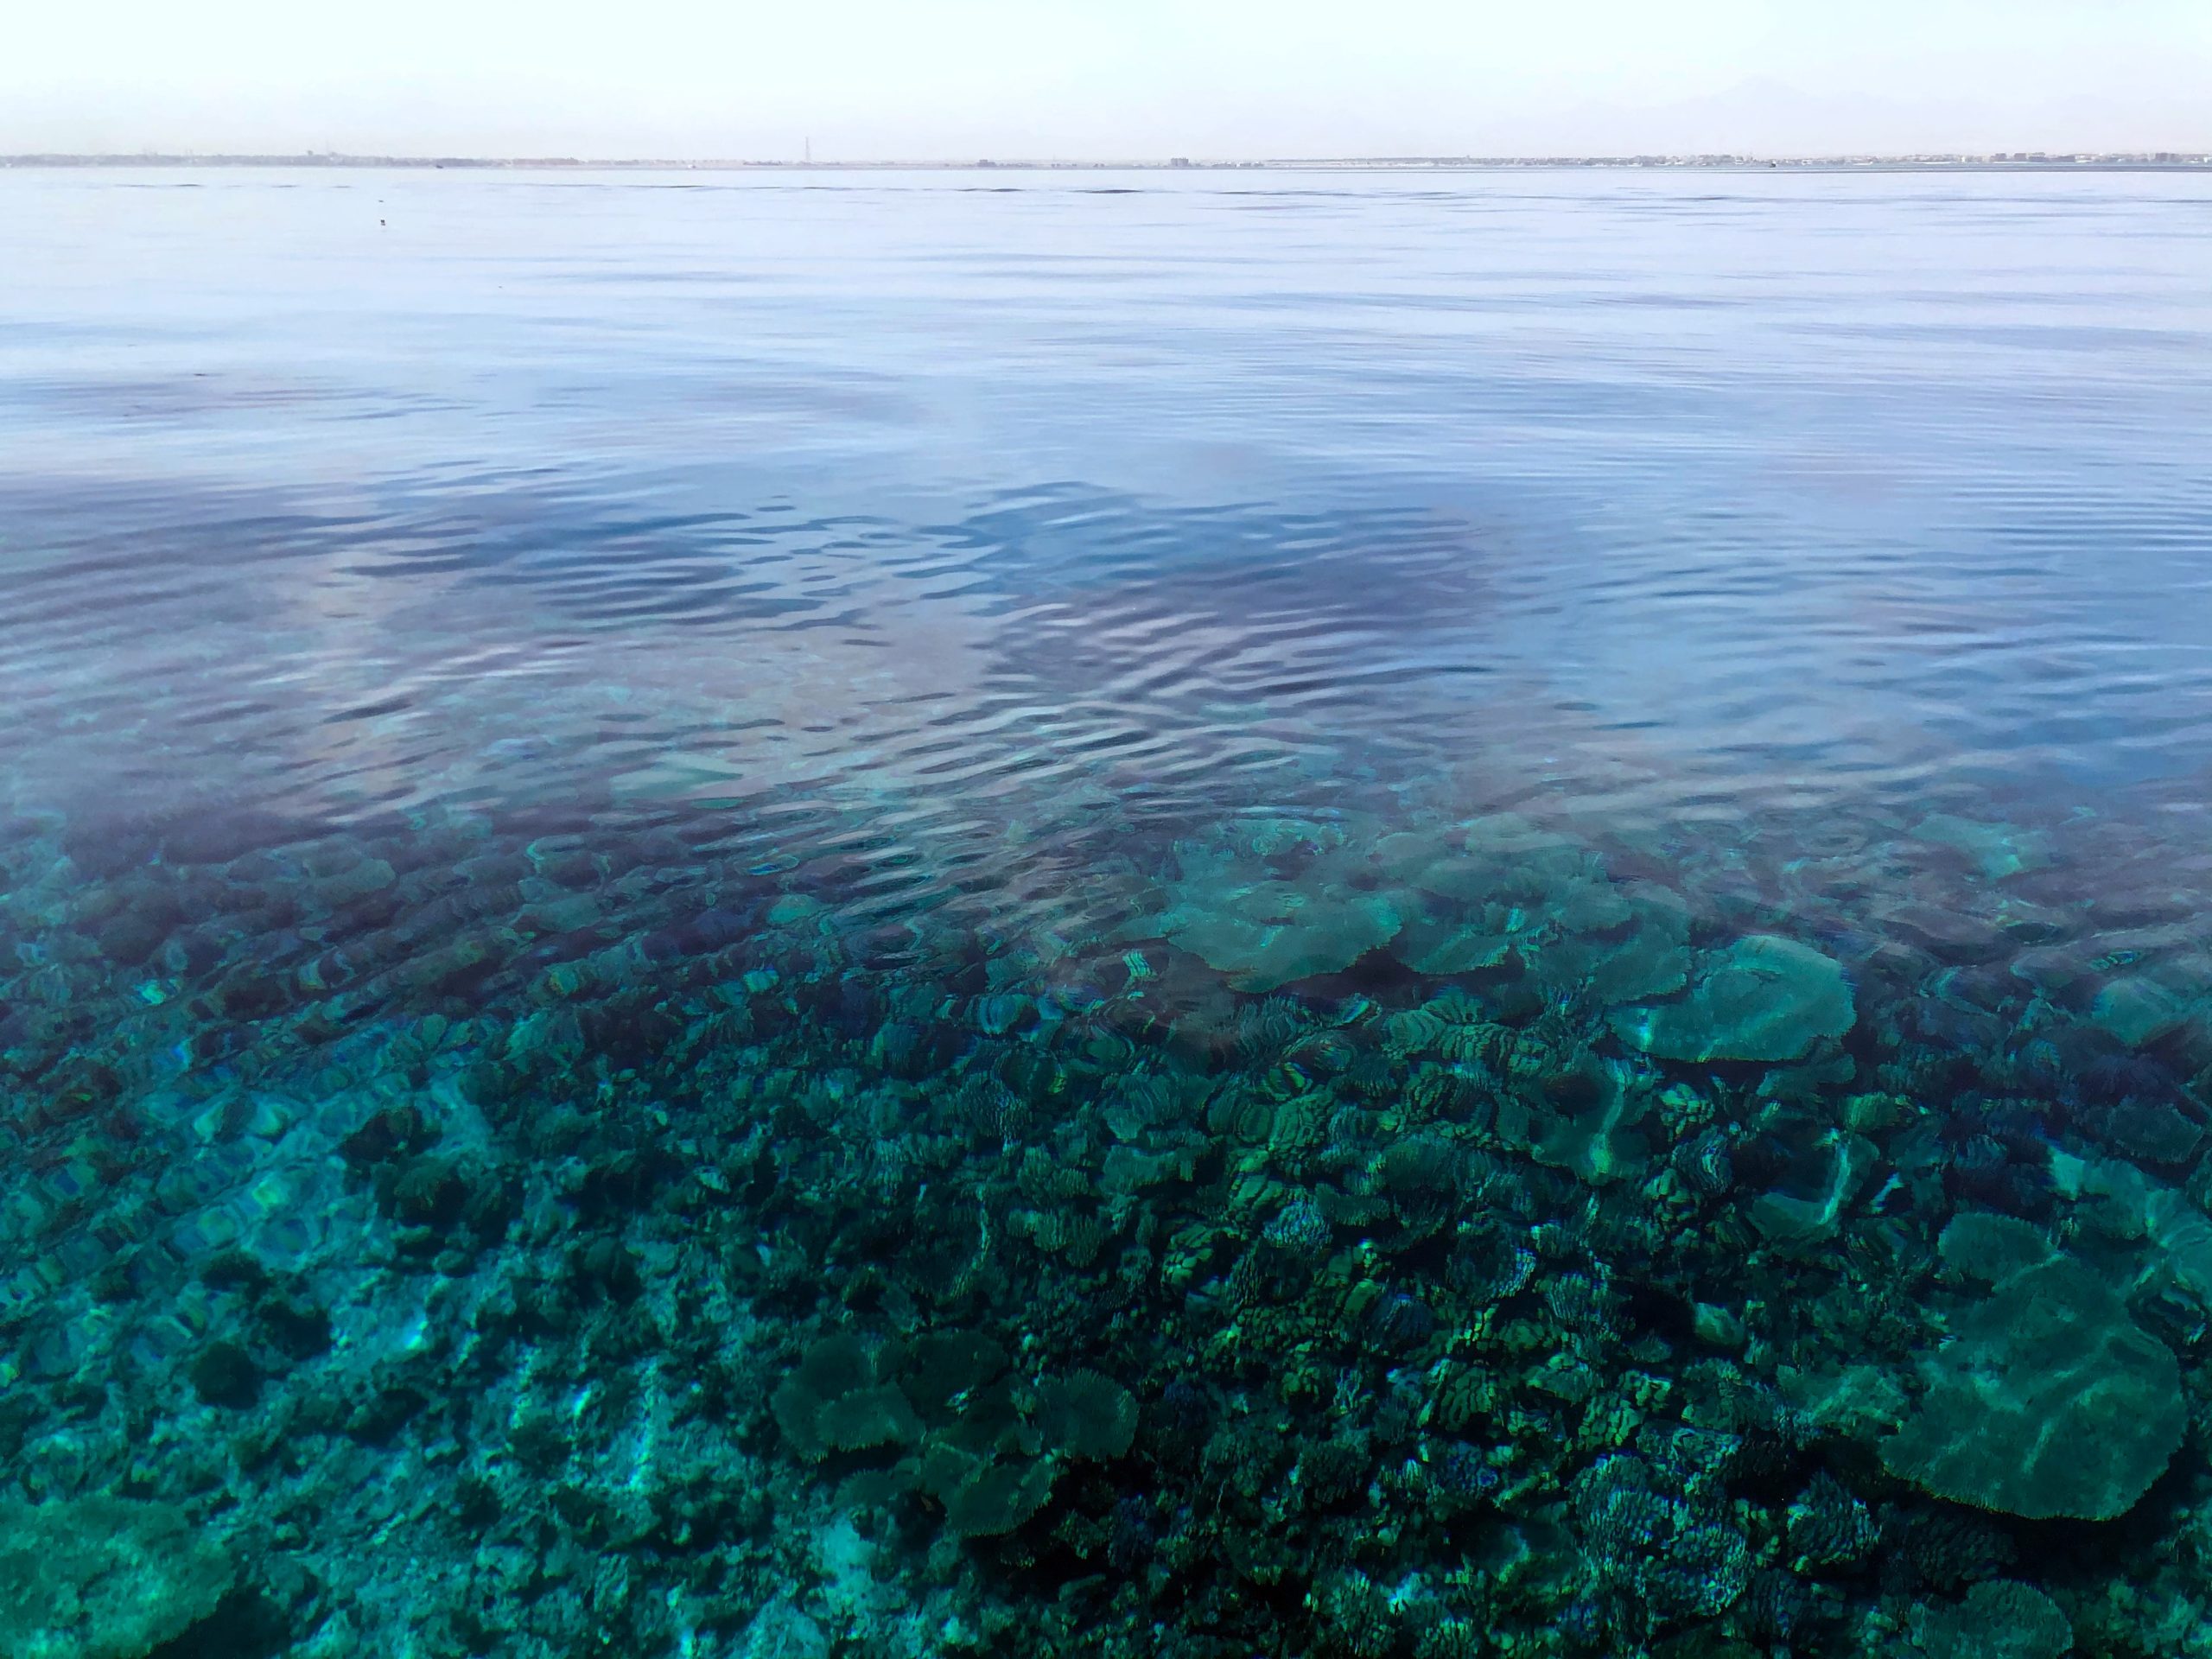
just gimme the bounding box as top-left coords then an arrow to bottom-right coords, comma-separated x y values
9,0 -> 2209,158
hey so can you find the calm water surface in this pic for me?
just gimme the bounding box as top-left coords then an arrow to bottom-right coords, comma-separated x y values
3,168 -> 2212,1656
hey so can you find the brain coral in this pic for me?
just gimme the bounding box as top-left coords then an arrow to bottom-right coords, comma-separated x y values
1881,1254 -> 2183,1522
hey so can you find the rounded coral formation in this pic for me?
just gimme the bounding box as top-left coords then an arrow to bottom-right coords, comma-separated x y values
1612,933 -> 1856,1063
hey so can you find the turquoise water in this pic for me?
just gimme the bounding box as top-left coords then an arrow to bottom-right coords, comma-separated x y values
4,165 -> 2212,1656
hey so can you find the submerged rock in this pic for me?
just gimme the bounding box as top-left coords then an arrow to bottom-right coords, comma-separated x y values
2089,973 -> 2199,1050
0,1497 -> 234,1658
1913,813 -> 2051,881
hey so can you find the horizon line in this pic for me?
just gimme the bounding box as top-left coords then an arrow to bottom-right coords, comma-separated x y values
5,149 -> 2211,171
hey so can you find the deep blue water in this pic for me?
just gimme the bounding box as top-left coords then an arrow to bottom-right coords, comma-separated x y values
4,167 -> 2212,1657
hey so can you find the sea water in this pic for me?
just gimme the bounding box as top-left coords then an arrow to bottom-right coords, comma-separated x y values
3,165 -> 2211,1656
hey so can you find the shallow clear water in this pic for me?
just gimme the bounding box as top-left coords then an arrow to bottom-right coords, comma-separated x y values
4,167 -> 2212,1656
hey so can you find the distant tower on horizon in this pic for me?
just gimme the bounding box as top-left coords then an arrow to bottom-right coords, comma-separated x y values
804,137 -> 811,164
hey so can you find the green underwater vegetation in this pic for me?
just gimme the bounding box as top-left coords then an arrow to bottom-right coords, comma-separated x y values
6,792 -> 2212,1659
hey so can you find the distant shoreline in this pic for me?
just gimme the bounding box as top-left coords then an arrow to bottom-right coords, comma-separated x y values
5,152 -> 2210,173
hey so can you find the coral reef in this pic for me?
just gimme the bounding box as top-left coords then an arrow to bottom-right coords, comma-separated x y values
1612,933 -> 1856,1064
0,1497 -> 235,1659
1882,1248 -> 2183,1521
3,795 -> 2212,1656
1910,1579 -> 2075,1659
